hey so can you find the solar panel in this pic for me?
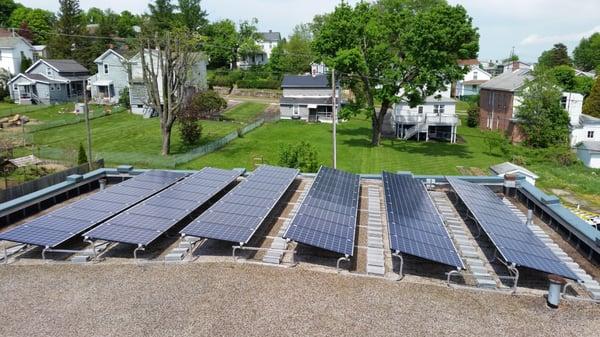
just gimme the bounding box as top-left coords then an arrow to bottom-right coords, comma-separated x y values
447,177 -> 578,280
181,165 -> 299,244
382,172 -> 463,268
284,166 -> 360,256
0,170 -> 185,248
84,168 -> 241,246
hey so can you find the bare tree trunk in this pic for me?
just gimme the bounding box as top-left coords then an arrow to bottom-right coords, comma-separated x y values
161,126 -> 172,155
371,101 -> 390,146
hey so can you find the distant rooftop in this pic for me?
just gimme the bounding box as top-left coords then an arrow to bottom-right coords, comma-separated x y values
281,74 -> 329,88
259,30 -> 281,42
579,141 -> 600,152
40,59 -> 89,73
490,162 -> 539,179
480,69 -> 531,92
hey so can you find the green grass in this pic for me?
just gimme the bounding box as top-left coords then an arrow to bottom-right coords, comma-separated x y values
179,117 -> 505,174
222,102 -> 267,124
0,102 -> 58,118
456,100 -> 469,113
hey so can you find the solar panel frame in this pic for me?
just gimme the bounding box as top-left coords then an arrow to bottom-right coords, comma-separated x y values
0,170 -> 186,248
283,166 -> 360,256
180,165 -> 299,245
382,172 -> 464,269
447,177 -> 578,280
84,167 -> 241,247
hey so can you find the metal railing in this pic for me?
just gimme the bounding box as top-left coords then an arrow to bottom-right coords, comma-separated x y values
395,114 -> 459,125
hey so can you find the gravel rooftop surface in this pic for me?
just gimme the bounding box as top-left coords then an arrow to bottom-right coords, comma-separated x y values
1,263 -> 599,337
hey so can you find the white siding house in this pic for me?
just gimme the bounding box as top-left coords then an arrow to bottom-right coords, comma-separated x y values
0,36 -> 34,75
577,142 -> 600,168
238,31 -> 281,68
279,74 -> 341,123
455,62 -> 492,98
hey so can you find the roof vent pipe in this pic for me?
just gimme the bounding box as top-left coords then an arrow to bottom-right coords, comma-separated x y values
526,209 -> 533,226
547,275 -> 567,309
503,173 -> 517,197
99,178 -> 107,191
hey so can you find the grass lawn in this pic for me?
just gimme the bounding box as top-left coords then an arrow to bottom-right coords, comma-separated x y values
179,116 -> 505,174
0,102 -> 57,118
223,102 -> 267,124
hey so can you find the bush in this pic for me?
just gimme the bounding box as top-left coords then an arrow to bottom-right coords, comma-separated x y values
466,103 -> 479,128
278,141 -> 320,173
236,79 -> 281,90
77,143 -> 87,165
118,87 -> 130,109
209,75 -> 234,88
179,121 -> 202,147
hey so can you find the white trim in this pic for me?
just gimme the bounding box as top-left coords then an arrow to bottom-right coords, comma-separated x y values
94,49 -> 126,63
25,59 -> 59,74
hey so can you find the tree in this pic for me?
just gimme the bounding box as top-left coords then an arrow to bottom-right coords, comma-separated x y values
118,87 -> 130,109
516,71 -> 570,148
0,0 -> 20,27
312,0 -> 478,145
583,76 -> 600,118
235,18 -> 261,69
77,143 -> 87,165
177,0 -> 208,33
48,0 -> 85,59
538,43 -> 572,69
204,20 -> 237,68
574,33 -> 600,72
269,24 -> 314,74
147,0 -> 176,32
8,7 -> 55,44
20,52 -> 32,72
138,31 -> 203,155
178,90 -> 226,146
85,7 -> 104,24
547,65 -> 594,96
116,11 -> 140,38
278,141 -> 320,173
466,102 -> 479,127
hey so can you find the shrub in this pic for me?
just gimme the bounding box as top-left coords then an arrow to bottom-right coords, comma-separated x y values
278,141 -> 320,173
209,75 -> 234,88
236,79 -> 281,90
118,87 -> 130,109
179,121 -> 202,147
77,143 -> 87,165
466,103 -> 479,128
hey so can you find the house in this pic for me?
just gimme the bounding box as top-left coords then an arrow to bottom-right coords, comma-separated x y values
503,60 -> 533,74
279,74 -> 341,123
478,68 -> 583,142
8,59 -> 89,105
387,87 -> 459,143
238,31 -> 281,69
481,60 -> 504,77
454,59 -> 492,98
128,49 -> 207,115
0,34 -> 35,75
87,49 -> 129,105
576,142 -> 600,168
490,162 -> 539,185
32,45 -> 47,61
571,114 -> 600,146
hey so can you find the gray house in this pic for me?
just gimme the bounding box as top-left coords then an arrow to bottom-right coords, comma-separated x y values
128,49 -> 208,116
88,49 -> 129,104
8,59 -> 89,105
279,74 -> 340,123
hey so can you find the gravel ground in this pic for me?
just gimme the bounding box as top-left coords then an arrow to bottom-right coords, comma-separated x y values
1,263 -> 599,337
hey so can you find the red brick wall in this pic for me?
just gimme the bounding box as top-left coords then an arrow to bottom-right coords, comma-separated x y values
479,89 -> 524,142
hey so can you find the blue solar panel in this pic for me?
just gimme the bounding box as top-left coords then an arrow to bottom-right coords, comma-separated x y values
383,172 -> 464,268
85,168 -> 241,246
181,165 -> 298,244
0,170 -> 185,248
284,167 -> 360,256
447,177 -> 578,280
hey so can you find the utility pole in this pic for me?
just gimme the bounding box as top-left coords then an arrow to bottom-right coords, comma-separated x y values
331,68 -> 337,169
83,85 -> 93,170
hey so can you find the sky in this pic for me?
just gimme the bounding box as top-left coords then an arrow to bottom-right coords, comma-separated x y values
16,0 -> 600,63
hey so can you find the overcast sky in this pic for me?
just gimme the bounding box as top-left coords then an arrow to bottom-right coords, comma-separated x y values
16,0 -> 600,62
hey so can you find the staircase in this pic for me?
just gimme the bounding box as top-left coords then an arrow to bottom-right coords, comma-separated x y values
403,123 -> 427,140
142,107 -> 157,119
31,92 -> 41,105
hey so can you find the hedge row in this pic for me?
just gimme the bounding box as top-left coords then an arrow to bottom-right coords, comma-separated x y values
236,79 -> 280,90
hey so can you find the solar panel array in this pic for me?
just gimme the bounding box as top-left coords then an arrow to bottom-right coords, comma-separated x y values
447,177 -> 578,280
383,172 -> 464,268
0,170 -> 185,248
180,165 -> 298,244
84,168 -> 240,246
284,167 -> 360,256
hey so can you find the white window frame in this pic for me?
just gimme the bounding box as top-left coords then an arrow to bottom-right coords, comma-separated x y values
560,96 -> 568,109
293,104 -> 300,116
418,106 -> 423,114
434,105 -> 445,114
104,63 -> 109,74
588,131 -> 595,139
473,71 -> 478,80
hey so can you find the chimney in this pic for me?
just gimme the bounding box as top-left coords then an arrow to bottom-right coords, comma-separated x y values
269,29 -> 272,33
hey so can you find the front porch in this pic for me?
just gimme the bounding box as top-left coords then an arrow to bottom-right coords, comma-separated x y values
90,80 -> 117,104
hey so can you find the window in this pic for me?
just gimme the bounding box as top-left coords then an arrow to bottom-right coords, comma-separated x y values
47,66 -> 52,76
137,104 -> 143,108
560,96 -> 567,109
588,131 -> 595,139
50,84 -> 54,91
417,106 -> 423,114
104,63 -> 109,74
473,71 -> 478,80
293,105 -> 300,115
13,84 -> 17,91
56,84 -> 61,91
434,105 -> 445,114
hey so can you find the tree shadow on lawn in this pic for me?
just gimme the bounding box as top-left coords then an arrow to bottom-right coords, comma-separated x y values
389,140 -> 474,159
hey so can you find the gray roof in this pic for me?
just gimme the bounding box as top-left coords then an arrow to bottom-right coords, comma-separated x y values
490,162 -> 539,179
259,31 -> 281,42
0,36 -> 31,49
480,69 -> 532,92
25,73 -> 64,84
580,114 -> 600,125
43,59 -> 89,73
579,141 -> 600,152
282,74 -> 328,88
280,97 -> 332,105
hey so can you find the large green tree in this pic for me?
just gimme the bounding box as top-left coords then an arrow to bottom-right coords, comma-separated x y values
312,0 -> 478,145
177,0 -> 208,33
516,71 -> 570,148
0,0 -> 20,27
116,10 -> 140,38
574,33 -> 600,72
48,0 -> 85,59
235,18 -> 261,68
8,7 -> 55,44
269,24 -> 314,74
147,0 -> 176,32
583,76 -> 600,118
204,19 -> 237,68
537,43 -> 572,69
